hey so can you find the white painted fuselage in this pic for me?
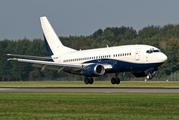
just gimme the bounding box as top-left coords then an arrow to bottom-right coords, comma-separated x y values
7,16 -> 167,84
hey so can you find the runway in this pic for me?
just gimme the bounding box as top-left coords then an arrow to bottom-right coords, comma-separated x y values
0,87 -> 179,93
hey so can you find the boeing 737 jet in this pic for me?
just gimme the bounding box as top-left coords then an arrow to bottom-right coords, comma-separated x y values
7,16 -> 167,84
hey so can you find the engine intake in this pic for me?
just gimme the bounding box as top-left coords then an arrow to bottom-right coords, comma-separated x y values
82,64 -> 105,77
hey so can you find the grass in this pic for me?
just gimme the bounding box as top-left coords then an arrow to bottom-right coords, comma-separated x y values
0,93 -> 179,120
0,81 -> 179,87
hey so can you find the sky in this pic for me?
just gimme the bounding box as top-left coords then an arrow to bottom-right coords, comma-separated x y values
1,0 -> 179,40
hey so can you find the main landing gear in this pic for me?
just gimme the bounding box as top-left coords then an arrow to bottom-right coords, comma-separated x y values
111,78 -> 120,84
84,77 -> 94,84
84,73 -> 121,85
111,73 -> 120,84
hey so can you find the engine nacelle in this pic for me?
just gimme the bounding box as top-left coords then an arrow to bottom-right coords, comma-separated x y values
82,64 -> 105,77
132,71 -> 147,78
132,67 -> 156,79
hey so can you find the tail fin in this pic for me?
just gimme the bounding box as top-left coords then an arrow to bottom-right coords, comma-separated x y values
40,16 -> 76,55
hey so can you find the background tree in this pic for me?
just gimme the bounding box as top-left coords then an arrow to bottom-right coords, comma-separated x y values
1,24 -> 179,81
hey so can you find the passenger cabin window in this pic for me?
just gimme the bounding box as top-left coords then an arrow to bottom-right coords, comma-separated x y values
63,54 -> 117,63
113,53 -> 131,57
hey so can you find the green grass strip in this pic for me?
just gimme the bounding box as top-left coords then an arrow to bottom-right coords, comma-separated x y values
0,81 -> 179,87
0,93 -> 179,120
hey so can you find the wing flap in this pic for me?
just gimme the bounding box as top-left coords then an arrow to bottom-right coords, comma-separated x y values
32,64 -> 81,72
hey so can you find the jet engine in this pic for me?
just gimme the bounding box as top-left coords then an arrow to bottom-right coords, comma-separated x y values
82,64 -> 105,77
132,67 -> 157,79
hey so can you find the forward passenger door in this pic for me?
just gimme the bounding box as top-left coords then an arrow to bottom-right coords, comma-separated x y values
135,48 -> 141,61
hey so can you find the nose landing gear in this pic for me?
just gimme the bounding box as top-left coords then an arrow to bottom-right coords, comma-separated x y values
146,71 -> 155,80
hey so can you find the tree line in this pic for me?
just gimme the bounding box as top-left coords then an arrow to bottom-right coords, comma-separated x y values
1,24 -> 179,81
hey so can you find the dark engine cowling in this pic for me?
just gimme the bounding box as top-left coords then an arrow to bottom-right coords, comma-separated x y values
132,67 -> 156,79
132,71 -> 147,77
82,64 -> 105,77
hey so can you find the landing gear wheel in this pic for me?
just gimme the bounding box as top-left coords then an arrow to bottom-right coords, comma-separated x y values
84,77 -> 94,84
111,78 -> 116,84
84,77 -> 89,84
146,75 -> 150,80
146,74 -> 152,80
116,78 -> 120,84
111,78 -> 120,84
89,77 -> 94,84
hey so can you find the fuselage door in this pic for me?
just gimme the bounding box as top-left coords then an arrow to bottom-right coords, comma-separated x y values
135,48 -> 141,61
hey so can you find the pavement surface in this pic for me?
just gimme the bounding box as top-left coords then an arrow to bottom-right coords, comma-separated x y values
0,87 -> 179,93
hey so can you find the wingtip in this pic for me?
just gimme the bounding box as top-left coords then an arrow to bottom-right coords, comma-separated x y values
7,58 -> 18,61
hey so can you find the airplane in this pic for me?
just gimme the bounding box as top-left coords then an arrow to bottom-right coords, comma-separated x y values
7,16 -> 167,84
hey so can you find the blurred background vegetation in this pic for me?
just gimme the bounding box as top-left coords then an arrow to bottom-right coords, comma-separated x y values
1,24 -> 179,81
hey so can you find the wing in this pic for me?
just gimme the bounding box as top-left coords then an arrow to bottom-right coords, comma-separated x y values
7,54 -> 52,61
7,57 -> 113,75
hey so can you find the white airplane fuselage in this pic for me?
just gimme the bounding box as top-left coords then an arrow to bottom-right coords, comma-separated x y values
7,16 -> 167,84
52,44 -> 167,76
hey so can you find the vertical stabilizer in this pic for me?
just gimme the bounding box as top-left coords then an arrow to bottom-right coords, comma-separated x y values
40,16 -> 76,55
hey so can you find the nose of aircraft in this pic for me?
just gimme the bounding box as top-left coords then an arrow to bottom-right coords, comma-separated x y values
160,53 -> 168,62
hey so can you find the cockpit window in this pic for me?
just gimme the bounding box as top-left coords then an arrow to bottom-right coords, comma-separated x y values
146,50 -> 152,53
146,48 -> 161,54
153,50 -> 160,52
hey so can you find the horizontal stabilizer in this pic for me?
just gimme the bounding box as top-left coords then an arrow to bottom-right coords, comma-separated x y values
7,54 -> 52,61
